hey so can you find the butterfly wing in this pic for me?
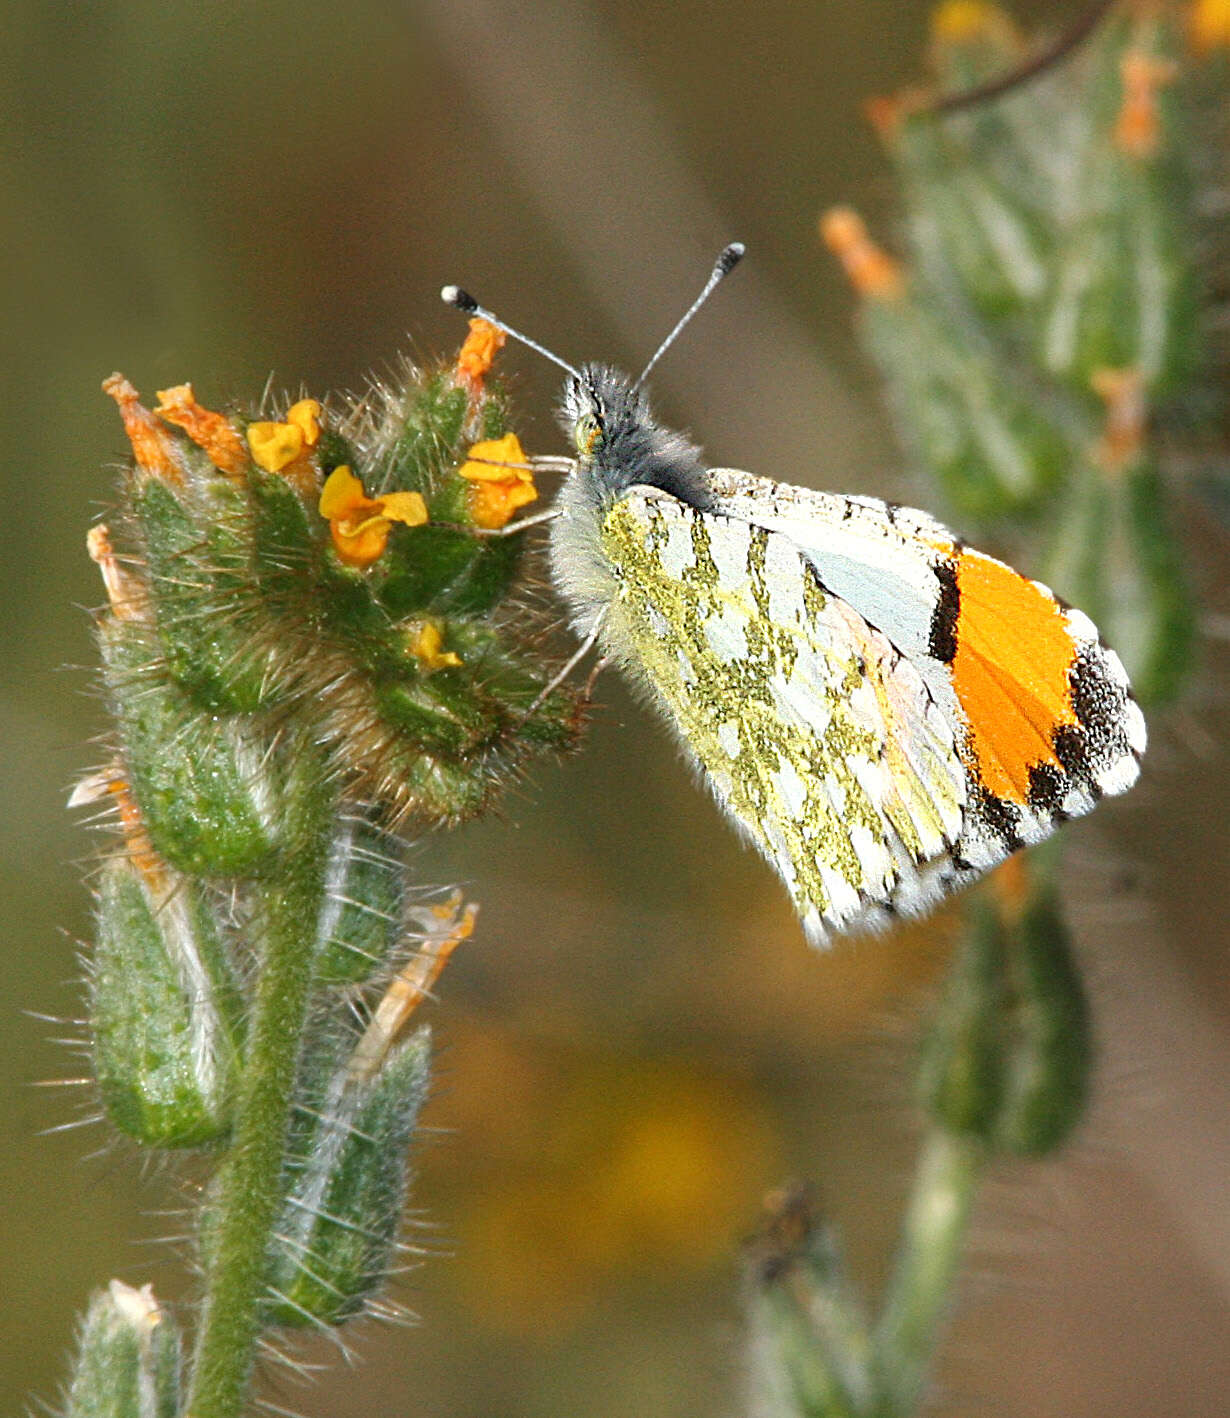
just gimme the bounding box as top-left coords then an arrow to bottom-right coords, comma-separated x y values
706,468 -> 1146,874
597,486 -> 970,942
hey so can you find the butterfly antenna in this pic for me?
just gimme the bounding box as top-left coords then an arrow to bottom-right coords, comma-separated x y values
440,284 -> 581,380
634,242 -> 745,391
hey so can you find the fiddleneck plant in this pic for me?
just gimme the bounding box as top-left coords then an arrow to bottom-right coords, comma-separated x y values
63,323 -> 580,1418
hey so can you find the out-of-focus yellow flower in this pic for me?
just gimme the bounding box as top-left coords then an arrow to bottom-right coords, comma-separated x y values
931,0 -> 1012,42
1190,0 -> 1230,52
457,432 -> 537,530
246,398 -> 323,473
318,465 -> 428,568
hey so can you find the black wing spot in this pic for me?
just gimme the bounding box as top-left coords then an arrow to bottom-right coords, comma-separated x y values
1027,761 -> 1068,817
973,787 -> 1024,854
928,559 -> 961,664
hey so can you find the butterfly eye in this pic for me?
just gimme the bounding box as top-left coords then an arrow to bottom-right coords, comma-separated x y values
574,412 -> 603,456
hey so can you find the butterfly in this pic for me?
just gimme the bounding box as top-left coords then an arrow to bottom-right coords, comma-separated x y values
443,245 -> 1145,944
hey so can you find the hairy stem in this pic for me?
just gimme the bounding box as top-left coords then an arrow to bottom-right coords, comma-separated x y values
185,860 -> 326,1418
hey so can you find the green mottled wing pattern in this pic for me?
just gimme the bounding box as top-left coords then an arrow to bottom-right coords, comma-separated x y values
598,488 -> 967,942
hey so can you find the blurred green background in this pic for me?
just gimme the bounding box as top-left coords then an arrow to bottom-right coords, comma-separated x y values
3,2 -> 1228,1415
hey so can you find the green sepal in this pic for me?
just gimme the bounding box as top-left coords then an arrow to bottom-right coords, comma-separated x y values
247,467 -> 325,607
65,1281 -> 182,1418
100,619 -> 285,877
315,428 -> 356,474
992,876 -> 1091,1156
132,477 -> 270,713
373,522 -> 523,618
373,672 -> 498,758
246,1025 -> 432,1327
1045,455 -> 1195,705
918,893 -> 1007,1138
382,372 -> 470,494
389,745 -> 494,825
92,855 -> 242,1147
313,813 -> 407,986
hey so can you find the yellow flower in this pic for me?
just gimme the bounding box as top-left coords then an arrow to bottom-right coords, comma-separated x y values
930,0 -> 1014,42
457,433 -> 538,530
408,621 -> 463,672
1191,0 -> 1230,52
318,465 -> 428,568
246,399 -> 324,473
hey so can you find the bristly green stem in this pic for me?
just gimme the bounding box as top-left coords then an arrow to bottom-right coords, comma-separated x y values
872,1129 -> 983,1415
185,854 -> 327,1418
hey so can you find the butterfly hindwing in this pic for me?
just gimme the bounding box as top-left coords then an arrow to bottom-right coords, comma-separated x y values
597,486 -> 969,942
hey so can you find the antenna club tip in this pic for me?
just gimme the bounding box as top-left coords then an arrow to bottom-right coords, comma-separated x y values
441,284 -> 478,313
717,242 -> 746,274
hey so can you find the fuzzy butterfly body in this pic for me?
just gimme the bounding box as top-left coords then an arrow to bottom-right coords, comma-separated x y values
443,247 -> 1145,945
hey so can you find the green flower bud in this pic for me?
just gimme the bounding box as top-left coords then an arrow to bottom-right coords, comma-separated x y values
256,1026 -> 432,1327
925,856 -> 1092,1155
132,476 -> 272,714
99,617 -> 307,876
64,1281 -> 181,1418
92,854 -> 241,1147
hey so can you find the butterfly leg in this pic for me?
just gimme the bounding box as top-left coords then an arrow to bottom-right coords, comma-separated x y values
524,608 -> 609,716
467,507 -> 561,538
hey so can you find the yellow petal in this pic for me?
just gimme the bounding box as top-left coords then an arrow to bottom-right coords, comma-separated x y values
409,621 -> 463,670
1191,0 -> 1230,51
319,464 -> 370,519
467,474 -> 539,531
331,518 -> 390,568
458,433 -> 532,484
248,420 -> 305,473
379,490 -> 430,527
285,398 -> 323,448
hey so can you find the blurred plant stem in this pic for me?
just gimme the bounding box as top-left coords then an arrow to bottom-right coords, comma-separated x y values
746,2 -> 1221,1412
873,1131 -> 982,1414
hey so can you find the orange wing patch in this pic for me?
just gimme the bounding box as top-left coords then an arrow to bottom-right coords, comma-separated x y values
951,551 -> 1077,804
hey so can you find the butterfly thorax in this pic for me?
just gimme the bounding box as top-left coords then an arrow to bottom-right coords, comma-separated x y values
549,363 -> 716,640
557,363 -> 714,510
